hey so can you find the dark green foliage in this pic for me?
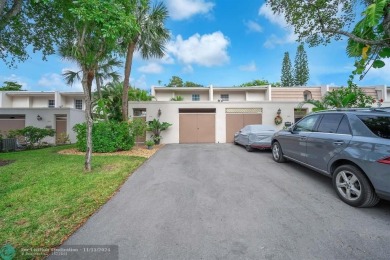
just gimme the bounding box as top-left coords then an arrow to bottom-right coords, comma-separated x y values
165,76 -> 204,88
300,80 -> 375,111
11,126 -> 55,147
73,121 -> 135,153
166,76 -> 184,87
0,81 -> 24,91
147,119 -> 172,144
184,81 -> 204,87
240,79 -> 270,86
294,43 -> 309,86
266,0 -> 390,79
281,52 -> 294,87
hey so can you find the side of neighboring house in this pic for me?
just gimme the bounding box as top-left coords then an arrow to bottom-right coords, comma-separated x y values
129,85 -> 388,144
0,91 -> 85,144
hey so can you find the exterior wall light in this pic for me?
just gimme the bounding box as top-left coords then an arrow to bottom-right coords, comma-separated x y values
37,115 -> 42,121
277,108 -> 281,115
158,109 -> 162,117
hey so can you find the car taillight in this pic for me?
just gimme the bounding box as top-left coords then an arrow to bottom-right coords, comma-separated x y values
377,156 -> 390,164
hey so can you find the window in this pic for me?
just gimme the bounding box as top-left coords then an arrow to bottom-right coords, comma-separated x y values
303,90 -> 312,101
133,108 -> 146,116
48,99 -> 55,108
192,94 -> 200,101
317,114 -> 344,133
294,115 -> 320,132
357,115 -> 390,139
337,116 -> 352,135
75,99 -> 83,110
220,94 -> 229,101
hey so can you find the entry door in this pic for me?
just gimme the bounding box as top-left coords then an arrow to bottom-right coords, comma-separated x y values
226,114 -> 262,143
179,114 -> 215,143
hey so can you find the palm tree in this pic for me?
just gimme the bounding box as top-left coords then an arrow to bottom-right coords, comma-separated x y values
63,56 -> 122,99
121,0 -> 170,121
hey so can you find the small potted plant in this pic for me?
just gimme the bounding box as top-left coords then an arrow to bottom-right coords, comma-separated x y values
145,140 -> 155,150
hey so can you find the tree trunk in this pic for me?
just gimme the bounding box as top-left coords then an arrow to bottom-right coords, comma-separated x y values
122,42 -> 136,122
82,69 -> 94,172
95,75 -> 108,121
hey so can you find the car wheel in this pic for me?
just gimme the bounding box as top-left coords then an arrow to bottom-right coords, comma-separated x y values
272,141 -> 286,163
332,165 -> 380,207
245,145 -> 254,152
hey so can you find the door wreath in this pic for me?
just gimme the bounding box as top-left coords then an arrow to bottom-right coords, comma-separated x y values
274,115 -> 283,125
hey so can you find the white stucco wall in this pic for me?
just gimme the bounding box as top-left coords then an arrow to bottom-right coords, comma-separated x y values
212,91 -> 246,101
0,108 -> 85,143
12,97 -> 30,108
129,101 -> 314,144
31,97 -> 52,108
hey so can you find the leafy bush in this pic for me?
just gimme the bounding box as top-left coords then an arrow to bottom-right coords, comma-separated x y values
73,121 -> 135,153
10,126 -> 55,147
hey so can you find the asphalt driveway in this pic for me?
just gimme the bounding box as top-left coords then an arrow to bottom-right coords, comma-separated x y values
53,144 -> 390,259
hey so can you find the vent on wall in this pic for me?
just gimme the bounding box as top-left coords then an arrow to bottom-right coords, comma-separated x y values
225,108 -> 262,114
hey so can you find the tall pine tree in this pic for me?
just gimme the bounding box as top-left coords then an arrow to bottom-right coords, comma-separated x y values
281,52 -> 294,87
294,43 -> 309,86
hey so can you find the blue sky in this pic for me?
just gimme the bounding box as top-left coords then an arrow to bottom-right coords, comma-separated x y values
1,0 -> 390,92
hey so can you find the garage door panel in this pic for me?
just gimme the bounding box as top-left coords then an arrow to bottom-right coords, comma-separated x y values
197,114 -> 215,143
179,114 -> 198,143
226,114 -> 244,143
243,114 -> 262,126
226,114 -> 262,143
179,113 -> 215,144
0,119 -> 25,135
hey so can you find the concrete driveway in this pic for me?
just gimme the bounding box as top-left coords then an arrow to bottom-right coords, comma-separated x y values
54,144 -> 390,259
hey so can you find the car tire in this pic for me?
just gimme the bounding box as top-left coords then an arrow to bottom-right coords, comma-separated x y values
245,145 -> 254,152
332,165 -> 380,207
272,141 -> 286,163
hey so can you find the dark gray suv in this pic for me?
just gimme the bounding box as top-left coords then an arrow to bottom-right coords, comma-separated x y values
271,109 -> 390,207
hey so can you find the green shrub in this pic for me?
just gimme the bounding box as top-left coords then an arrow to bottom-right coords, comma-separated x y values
73,121 -> 135,153
10,126 -> 55,147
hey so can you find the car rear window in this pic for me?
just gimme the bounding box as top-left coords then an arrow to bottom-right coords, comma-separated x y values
357,115 -> 390,139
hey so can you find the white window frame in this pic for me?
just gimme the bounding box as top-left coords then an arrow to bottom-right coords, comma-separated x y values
192,94 -> 200,101
220,94 -> 229,101
75,99 -> 83,110
48,99 -> 55,108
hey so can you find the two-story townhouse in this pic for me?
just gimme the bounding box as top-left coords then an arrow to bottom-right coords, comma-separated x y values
0,91 -> 86,143
129,85 -> 388,144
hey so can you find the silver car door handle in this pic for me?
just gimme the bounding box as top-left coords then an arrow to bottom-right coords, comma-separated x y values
333,141 -> 344,145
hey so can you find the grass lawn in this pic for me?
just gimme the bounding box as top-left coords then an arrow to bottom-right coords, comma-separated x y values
0,145 -> 146,259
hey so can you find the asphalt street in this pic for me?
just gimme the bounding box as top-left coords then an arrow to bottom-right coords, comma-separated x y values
51,144 -> 390,260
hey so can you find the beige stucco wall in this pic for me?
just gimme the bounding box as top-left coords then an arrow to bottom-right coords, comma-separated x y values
129,101 -> 314,144
246,91 -> 266,101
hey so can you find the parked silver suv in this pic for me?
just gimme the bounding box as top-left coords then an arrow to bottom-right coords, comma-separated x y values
271,109 -> 390,207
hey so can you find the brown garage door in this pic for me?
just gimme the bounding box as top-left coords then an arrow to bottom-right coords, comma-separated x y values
226,114 -> 262,143
179,113 -> 215,143
0,116 -> 25,136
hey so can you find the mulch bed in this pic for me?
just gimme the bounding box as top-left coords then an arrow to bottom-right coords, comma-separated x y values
0,160 -> 16,167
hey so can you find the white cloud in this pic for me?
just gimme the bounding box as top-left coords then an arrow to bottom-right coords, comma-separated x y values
0,74 -> 29,90
259,4 -> 297,48
166,0 -> 214,20
239,61 -> 257,72
183,64 -> 194,73
364,58 -> 390,83
38,72 -> 82,91
167,31 -> 230,67
138,63 -> 163,74
130,74 -> 148,89
244,20 -> 263,33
